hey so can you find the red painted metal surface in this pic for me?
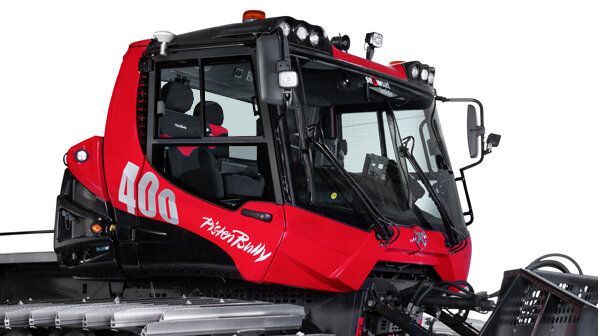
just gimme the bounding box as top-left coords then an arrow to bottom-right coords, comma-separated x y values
264,205 -> 471,292
103,40 -> 150,216
332,47 -> 408,80
66,136 -> 108,201
68,40 -> 471,294
136,159 -> 286,282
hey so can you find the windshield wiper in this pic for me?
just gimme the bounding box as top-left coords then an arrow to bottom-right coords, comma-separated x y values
306,127 -> 397,245
399,142 -> 461,246
383,102 -> 462,246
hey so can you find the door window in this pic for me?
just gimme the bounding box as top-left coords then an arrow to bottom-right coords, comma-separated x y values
149,57 -> 273,209
157,61 -> 202,138
203,59 -> 260,137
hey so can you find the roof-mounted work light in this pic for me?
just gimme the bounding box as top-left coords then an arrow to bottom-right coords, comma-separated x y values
365,32 -> 383,60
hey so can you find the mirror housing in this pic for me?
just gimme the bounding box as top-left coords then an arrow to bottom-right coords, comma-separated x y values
256,33 -> 296,105
467,104 -> 485,158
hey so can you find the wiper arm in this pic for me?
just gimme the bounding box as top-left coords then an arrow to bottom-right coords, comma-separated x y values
306,127 -> 397,245
383,101 -> 412,210
399,144 -> 460,246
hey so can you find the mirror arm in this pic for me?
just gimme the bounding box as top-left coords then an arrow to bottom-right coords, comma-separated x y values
455,171 -> 474,225
436,96 -> 486,226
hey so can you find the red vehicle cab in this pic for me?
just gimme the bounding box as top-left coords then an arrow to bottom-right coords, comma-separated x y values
55,15 -> 472,294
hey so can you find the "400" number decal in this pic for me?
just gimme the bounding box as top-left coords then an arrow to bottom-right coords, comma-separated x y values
118,162 -> 179,225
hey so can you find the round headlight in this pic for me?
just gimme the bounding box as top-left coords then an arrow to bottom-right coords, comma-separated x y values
428,69 -> 435,85
309,31 -> 320,46
420,67 -> 429,82
410,65 -> 420,79
75,149 -> 88,163
278,21 -> 291,37
295,25 -> 308,41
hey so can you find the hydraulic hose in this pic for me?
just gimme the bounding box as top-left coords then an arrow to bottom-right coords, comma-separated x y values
526,253 -> 583,275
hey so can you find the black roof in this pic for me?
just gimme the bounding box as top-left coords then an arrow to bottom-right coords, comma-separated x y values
169,16 -> 290,49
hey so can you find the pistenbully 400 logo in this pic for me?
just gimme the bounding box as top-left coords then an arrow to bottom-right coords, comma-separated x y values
200,217 -> 272,262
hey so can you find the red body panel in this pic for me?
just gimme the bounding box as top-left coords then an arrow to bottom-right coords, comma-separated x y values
264,206 -> 471,292
332,47 -> 407,80
76,40 -> 471,293
103,41 -> 151,216
66,136 -> 108,201
136,160 -> 286,282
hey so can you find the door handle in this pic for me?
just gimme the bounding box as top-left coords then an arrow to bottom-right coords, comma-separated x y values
241,209 -> 273,222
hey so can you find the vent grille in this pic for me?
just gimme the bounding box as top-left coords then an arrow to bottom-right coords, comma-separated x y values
136,71 -> 149,153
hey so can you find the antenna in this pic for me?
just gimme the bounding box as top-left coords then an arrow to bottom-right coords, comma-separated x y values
153,31 -> 176,56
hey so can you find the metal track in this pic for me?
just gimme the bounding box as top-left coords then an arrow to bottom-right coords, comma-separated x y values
0,297 -> 306,335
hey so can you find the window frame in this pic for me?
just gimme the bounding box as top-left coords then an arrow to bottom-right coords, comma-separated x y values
145,47 -> 283,205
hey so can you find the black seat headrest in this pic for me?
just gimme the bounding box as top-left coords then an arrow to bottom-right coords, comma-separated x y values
194,101 -> 224,126
161,82 -> 194,113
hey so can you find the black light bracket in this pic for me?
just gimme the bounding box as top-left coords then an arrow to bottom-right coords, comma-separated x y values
365,32 -> 383,60
484,133 -> 502,154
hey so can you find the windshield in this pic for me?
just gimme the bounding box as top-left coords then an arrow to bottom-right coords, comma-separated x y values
286,57 -> 467,239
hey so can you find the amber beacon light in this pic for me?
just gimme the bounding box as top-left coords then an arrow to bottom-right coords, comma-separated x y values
242,10 -> 266,22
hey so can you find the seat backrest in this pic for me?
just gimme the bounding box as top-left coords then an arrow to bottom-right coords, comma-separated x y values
194,101 -> 229,157
162,81 -> 194,114
158,82 -> 224,199
178,148 -> 224,199
158,82 -> 205,177
193,101 -> 228,136
159,81 -> 203,138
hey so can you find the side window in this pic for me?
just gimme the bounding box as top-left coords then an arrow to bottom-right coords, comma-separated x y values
149,57 -> 273,209
203,58 -> 259,137
157,61 -> 202,138
153,144 -> 273,208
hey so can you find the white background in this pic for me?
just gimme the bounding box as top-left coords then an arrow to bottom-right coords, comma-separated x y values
1,1 -> 597,295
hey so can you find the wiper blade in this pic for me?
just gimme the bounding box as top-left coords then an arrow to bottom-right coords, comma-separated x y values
306,129 -> 396,245
399,145 -> 460,245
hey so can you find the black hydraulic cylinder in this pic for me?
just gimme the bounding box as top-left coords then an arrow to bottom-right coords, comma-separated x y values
419,296 -> 495,311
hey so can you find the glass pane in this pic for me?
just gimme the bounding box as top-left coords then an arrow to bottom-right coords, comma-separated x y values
203,58 -> 259,137
153,144 -> 273,209
157,62 -> 202,139
285,109 -> 374,230
395,110 -> 438,173
341,112 -> 382,173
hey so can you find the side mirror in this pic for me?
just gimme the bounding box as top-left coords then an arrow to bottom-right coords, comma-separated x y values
256,34 -> 297,105
467,104 -> 485,158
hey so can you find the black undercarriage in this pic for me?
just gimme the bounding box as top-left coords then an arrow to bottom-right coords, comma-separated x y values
0,255 -> 494,336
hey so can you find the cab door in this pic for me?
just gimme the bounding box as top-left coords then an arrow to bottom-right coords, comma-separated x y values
133,50 -> 285,282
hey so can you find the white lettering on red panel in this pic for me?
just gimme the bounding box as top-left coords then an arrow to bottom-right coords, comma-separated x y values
118,162 -> 272,262
118,162 -> 179,224
200,217 -> 272,262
